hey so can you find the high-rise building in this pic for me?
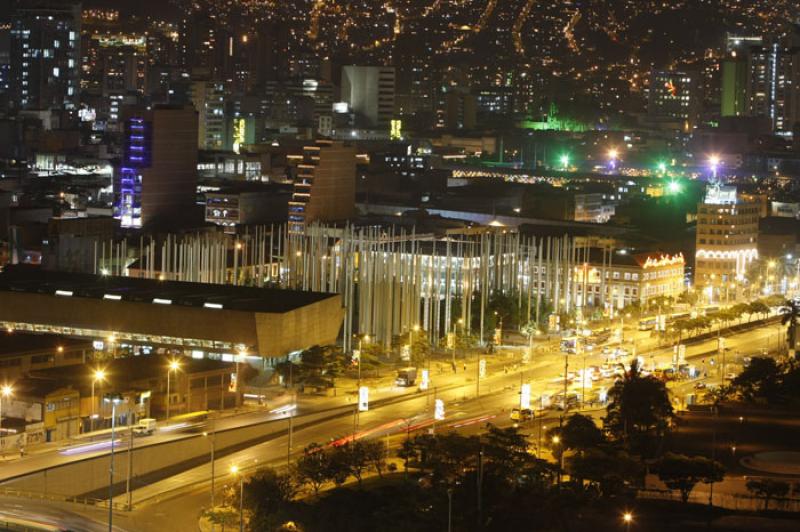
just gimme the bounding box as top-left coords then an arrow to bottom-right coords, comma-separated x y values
695,186 -> 759,301
341,66 -> 395,129
648,69 -> 701,131
113,105 -> 198,229
288,140 -> 356,233
190,80 -> 226,150
721,57 -> 748,117
8,0 -> 81,111
729,28 -> 800,136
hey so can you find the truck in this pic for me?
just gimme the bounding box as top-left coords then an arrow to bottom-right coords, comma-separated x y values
395,367 -> 417,387
132,418 -> 157,436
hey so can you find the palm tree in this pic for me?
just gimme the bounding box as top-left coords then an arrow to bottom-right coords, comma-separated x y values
780,299 -> 800,358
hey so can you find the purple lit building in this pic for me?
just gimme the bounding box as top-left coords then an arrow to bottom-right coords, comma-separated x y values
113,105 -> 198,228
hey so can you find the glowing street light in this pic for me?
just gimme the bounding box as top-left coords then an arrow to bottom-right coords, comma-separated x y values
657,161 -> 667,175
622,511 -> 634,531
667,181 -> 681,194
559,154 -> 570,170
607,149 -> 618,170
166,358 -> 181,419
91,369 -> 106,432
708,155 -> 720,179
0,384 -> 13,434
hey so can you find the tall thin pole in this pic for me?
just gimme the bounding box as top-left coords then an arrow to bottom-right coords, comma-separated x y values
238,475 -> 244,532
447,488 -> 453,532
126,425 -> 133,510
166,370 -> 170,419
108,401 -> 117,531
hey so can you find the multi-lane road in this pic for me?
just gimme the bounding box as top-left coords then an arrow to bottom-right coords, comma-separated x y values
0,318 -> 784,531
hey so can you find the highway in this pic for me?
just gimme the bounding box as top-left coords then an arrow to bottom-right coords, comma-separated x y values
0,317 -> 785,531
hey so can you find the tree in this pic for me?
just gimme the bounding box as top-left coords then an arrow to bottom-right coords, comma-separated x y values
243,468 -> 299,530
746,478 -> 790,511
732,357 -> 782,403
748,301 -> 770,322
361,439 -> 387,478
567,448 -> 642,496
656,453 -> 724,503
677,290 -> 699,306
483,424 -> 534,476
731,303 -> 749,324
604,359 -> 674,456
781,299 -> 800,355
562,413 -> 605,451
296,443 -> 330,495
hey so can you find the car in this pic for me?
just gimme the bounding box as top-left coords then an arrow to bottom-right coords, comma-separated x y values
510,408 -> 534,422
693,382 -> 707,390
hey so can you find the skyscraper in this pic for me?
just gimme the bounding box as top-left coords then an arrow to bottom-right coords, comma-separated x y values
341,66 -> 396,129
288,140 -> 356,234
8,0 -> 81,111
113,105 -> 198,229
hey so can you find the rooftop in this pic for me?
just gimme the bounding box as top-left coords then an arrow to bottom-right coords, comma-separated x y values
0,266 -> 336,314
0,331 -> 90,358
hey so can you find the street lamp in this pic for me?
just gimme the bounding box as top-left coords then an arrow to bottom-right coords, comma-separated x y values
608,149 -> 618,171
560,154 -> 570,170
708,155 -> 720,180
230,465 -> 244,532
104,393 -> 123,531
203,428 -> 216,510
166,359 -> 181,419
0,384 -> 13,436
91,369 -> 106,432
622,511 -> 633,531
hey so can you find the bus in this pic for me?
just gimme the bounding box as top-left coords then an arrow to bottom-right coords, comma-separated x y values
638,317 -> 656,331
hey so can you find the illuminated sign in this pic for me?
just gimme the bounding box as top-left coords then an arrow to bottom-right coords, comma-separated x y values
479,359 -> 486,379
390,119 -> 402,140
358,386 -> 369,412
232,118 -> 246,154
434,399 -> 445,420
520,383 -> 531,410
642,253 -> 685,269
420,369 -> 429,390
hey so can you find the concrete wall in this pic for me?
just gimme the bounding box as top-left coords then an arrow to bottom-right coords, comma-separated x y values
2,415 -> 295,498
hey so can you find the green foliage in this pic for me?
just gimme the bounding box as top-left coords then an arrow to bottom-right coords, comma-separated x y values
604,359 -> 673,457
731,357 -> 782,403
243,468 -> 299,531
655,453 -> 724,503
274,346 -> 347,388
295,443 -> 330,495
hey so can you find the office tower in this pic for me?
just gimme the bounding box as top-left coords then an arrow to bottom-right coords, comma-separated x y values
190,80 -> 226,150
288,140 -> 356,234
341,66 -> 396,128
695,186 -> 759,301
113,105 -> 198,229
8,0 -> 81,111
97,35 -> 147,94
721,57 -> 748,117
749,42 -> 800,135
648,69 -> 701,131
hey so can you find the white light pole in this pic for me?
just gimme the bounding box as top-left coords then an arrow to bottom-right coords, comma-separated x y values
91,369 -> 106,432
105,394 -> 122,531
230,465 -> 244,532
166,359 -> 180,419
203,425 -> 216,510
0,385 -> 13,437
